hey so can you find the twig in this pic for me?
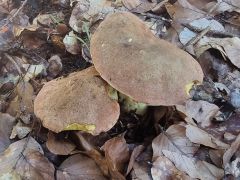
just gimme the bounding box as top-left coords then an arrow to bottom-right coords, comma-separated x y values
183,26 -> 211,49
182,23 -> 239,38
0,0 -> 28,29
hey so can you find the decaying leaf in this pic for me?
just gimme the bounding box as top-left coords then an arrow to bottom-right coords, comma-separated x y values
130,146 -> 152,180
185,100 -> 221,127
151,155 -> 192,180
7,81 -> 34,117
69,0 -> 115,33
15,150 -> 55,180
152,124 -> 199,160
103,136 -> 130,173
195,37 -> 240,68
223,133 -> 240,166
57,153 -> 106,180
47,55 -> 63,78
165,0 -> 205,30
0,113 -> 15,153
122,0 -> 156,13
46,131 -> 76,155
126,145 -> 145,175
162,150 -> 224,180
0,137 -> 55,179
32,12 -> 64,27
186,124 -> 229,149
63,31 -> 81,55
10,121 -> 31,139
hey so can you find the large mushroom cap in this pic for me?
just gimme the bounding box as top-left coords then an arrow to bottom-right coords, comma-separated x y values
34,67 -> 120,135
90,12 -> 204,105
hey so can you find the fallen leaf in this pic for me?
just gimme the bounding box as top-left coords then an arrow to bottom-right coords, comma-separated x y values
223,133 -> 240,166
46,131 -> 76,155
57,153 -> 107,180
214,0 -> 240,13
0,137 -> 54,179
69,0 -> 115,33
209,149 -> 224,167
131,146 -> 152,180
15,150 -> 55,180
103,136 -> 130,173
63,31 -> 81,55
10,121 -> 31,139
195,37 -> 240,68
165,0 -> 205,31
22,64 -> 46,81
186,124 -> 229,149
185,100 -> 221,128
122,0 -> 156,13
151,155 -> 192,180
7,81 -> 34,117
179,18 -> 225,47
126,145 -> 145,175
32,12 -> 64,28
162,150 -> 224,180
152,124 -> 199,159
0,113 -> 15,153
47,55 -> 63,78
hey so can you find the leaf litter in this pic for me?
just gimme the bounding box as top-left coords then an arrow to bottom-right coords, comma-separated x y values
0,0 -> 240,179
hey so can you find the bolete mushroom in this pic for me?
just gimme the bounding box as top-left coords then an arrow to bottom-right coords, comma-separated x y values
34,67 -> 120,135
90,12 -> 203,106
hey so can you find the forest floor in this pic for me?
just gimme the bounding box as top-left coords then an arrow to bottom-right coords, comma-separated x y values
0,0 -> 240,179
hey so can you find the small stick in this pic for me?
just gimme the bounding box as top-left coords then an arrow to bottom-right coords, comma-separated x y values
183,26 -> 211,49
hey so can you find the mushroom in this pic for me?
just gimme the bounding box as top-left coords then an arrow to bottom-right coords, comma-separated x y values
34,67 -> 120,135
90,12 -> 203,106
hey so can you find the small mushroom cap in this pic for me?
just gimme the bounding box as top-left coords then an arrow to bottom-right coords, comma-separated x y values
90,12 -> 203,105
34,67 -> 120,135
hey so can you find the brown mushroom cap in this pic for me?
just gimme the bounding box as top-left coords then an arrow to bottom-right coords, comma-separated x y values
90,12 -> 204,105
34,67 -> 120,135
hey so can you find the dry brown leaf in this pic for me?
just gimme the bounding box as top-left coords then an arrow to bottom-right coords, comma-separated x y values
223,133 -> 240,166
0,113 -> 15,153
15,150 -> 55,180
151,155 -> 192,180
165,0 -> 205,31
209,149 -> 224,167
0,137 -> 54,179
46,131 -> 76,155
162,150 -> 224,180
63,31 -> 81,55
185,100 -> 220,127
186,124 -> 229,149
126,145 -> 145,175
195,37 -> 240,68
69,0 -> 115,33
10,121 -> 31,139
47,55 -> 63,78
57,153 -> 106,180
103,136 -> 130,173
152,124 -> 199,160
73,133 -> 110,176
7,81 -> 34,117
32,12 -> 64,27
122,0 -> 157,13
130,146 -> 152,180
